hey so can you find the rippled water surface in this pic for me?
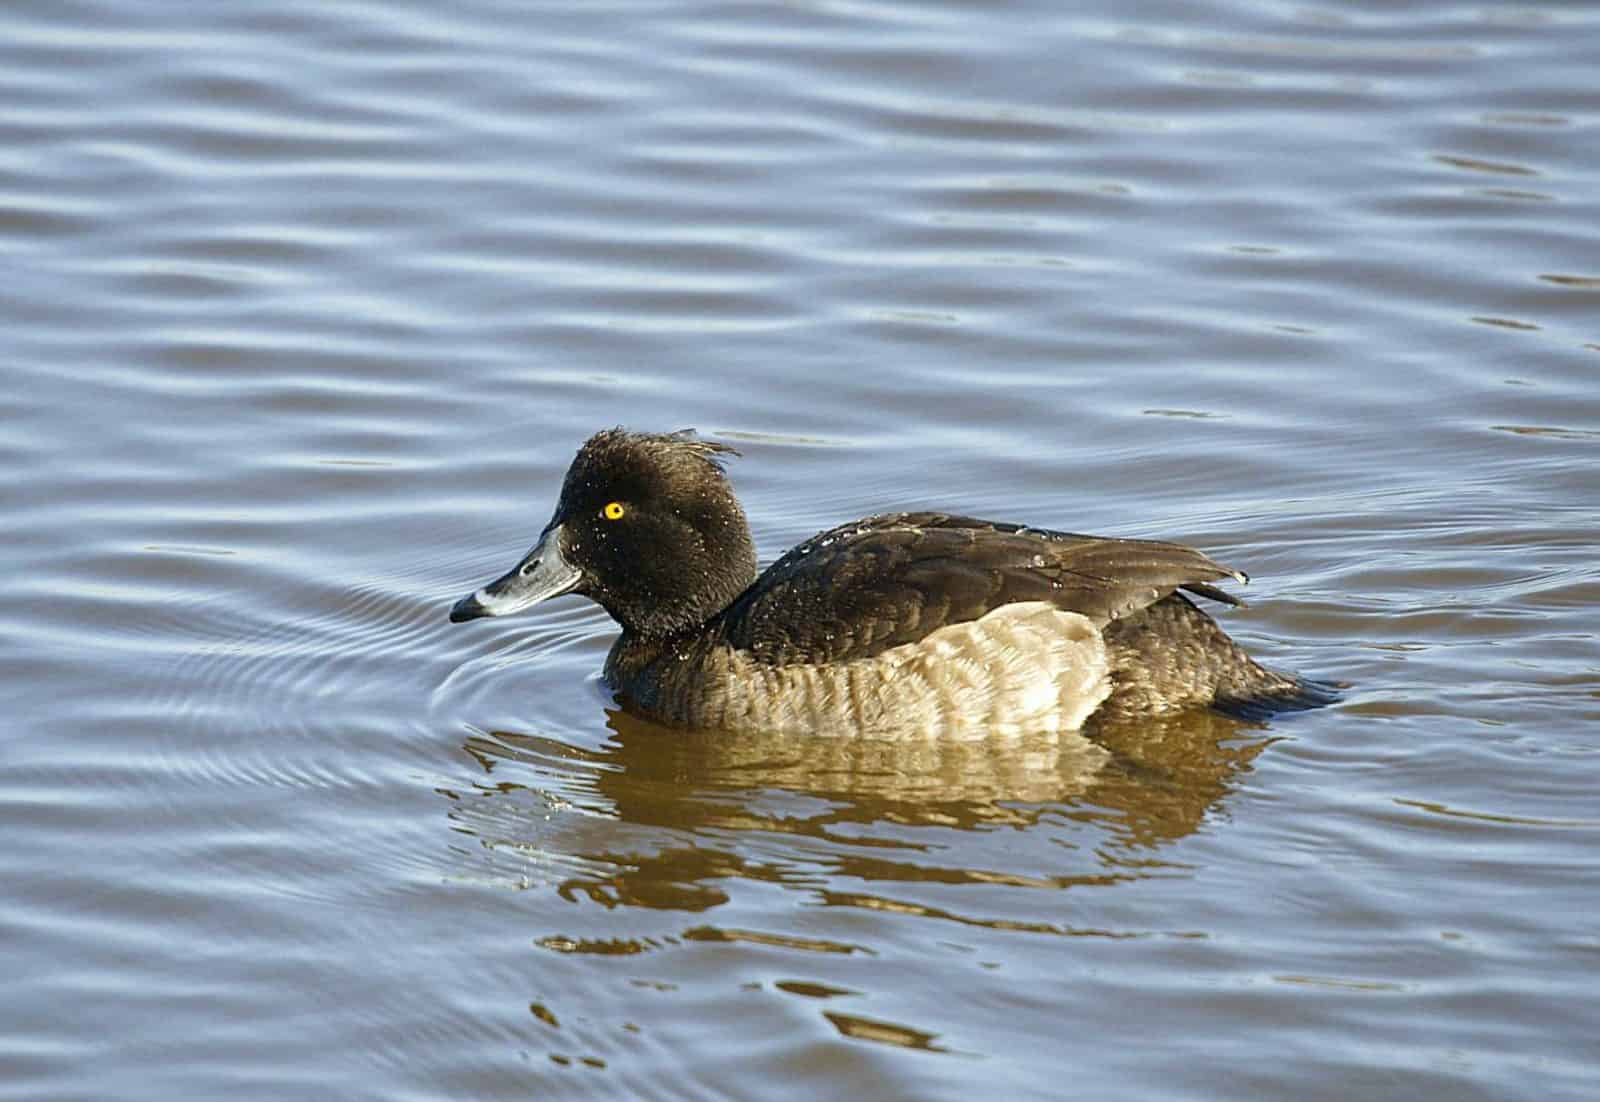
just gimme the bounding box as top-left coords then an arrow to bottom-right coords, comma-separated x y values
4,1 -> 1598,1098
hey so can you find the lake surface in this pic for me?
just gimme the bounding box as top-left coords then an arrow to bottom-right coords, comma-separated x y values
3,1 -> 1598,1098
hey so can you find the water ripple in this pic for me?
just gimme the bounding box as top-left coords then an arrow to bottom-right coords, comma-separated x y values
5,0 -> 1599,1097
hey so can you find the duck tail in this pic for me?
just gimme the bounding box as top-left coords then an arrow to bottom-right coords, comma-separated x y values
1212,667 -> 1342,721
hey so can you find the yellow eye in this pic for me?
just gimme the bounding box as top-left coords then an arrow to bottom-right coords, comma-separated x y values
603,501 -> 625,521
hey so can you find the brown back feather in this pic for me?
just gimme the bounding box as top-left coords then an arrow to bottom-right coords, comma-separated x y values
716,512 -> 1247,666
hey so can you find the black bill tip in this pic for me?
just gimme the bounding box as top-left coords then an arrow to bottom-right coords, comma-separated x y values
448,592 -> 488,623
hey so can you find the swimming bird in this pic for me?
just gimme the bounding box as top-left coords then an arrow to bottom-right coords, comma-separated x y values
449,429 -> 1333,738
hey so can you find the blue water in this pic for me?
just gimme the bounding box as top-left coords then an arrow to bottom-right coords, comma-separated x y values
3,2 -> 1598,1099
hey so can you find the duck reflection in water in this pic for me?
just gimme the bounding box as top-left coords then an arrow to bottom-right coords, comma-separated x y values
445,706 -> 1271,914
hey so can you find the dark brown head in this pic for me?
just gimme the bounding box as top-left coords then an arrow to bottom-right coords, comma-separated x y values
449,429 -> 758,639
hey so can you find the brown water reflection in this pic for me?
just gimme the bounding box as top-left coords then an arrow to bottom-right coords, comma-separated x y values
449,707 -> 1269,917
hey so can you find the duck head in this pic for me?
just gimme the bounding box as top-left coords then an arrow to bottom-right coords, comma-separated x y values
449,429 -> 758,639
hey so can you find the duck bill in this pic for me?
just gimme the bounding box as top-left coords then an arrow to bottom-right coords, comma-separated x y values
449,522 -> 582,623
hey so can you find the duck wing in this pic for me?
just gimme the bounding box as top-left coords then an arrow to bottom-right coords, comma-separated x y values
717,511 -> 1248,665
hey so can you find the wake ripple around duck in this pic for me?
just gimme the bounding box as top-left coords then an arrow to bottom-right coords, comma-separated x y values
428,600 -> 615,729
157,560 -> 464,795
